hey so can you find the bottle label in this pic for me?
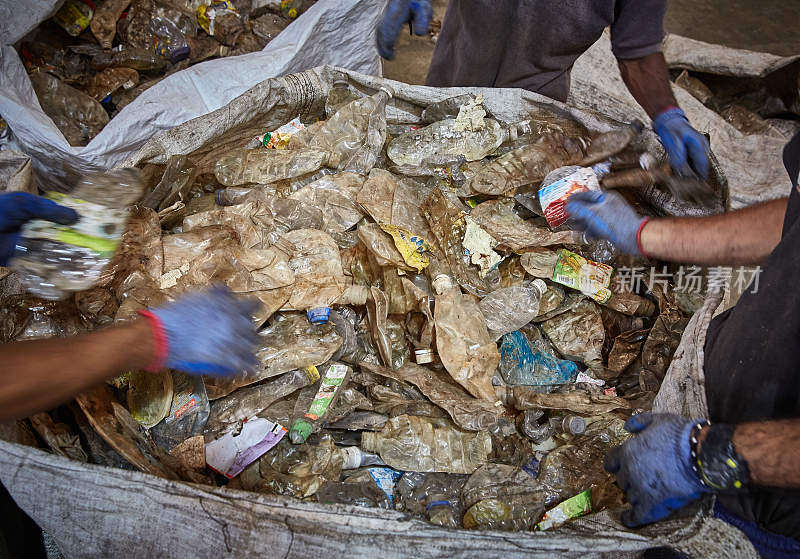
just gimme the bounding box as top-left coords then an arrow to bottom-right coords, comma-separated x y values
305,363 -> 348,420
19,193 -> 126,257
538,167 -> 600,228
53,0 -> 93,37
536,489 -> 592,531
307,307 -> 331,324
254,117 -> 305,149
552,249 -> 613,304
367,467 -> 402,507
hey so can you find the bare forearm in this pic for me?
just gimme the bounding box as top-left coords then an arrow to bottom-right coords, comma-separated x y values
733,420 -> 800,487
618,52 -> 677,119
0,319 -> 155,421
639,197 -> 788,265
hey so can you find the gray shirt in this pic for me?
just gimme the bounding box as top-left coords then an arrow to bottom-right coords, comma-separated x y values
425,0 -> 667,101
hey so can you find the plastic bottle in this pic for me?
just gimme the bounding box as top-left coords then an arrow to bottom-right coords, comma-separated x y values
10,169 -> 143,299
420,94 -> 479,123
309,87 -> 393,174
214,147 -> 330,186
329,308 -> 367,364
150,372 -> 210,451
53,0 -> 95,37
431,273 -> 499,402
498,331 -> 579,386
387,117 -> 505,167
325,77 -> 363,118
315,480 -> 391,509
338,446 -> 384,469
477,281 -> 547,341
395,471 -> 467,528
361,414 -> 492,474
579,120 -> 643,166
208,366 -> 321,426
91,48 -> 168,72
516,409 -> 553,443
289,362 -> 352,444
150,17 -> 190,63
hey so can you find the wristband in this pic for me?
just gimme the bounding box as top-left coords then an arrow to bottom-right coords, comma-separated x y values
636,217 -> 651,259
138,309 -> 169,372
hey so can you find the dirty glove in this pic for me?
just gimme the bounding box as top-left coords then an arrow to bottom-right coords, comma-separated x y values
139,286 -> 260,377
565,190 -> 648,256
653,107 -> 710,180
0,192 -> 79,266
377,0 -> 433,60
604,413 -> 710,528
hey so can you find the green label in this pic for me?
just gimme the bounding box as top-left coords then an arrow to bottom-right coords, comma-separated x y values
304,364 -> 347,420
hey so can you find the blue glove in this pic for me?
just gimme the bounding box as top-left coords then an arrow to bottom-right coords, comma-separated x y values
0,192 -> 79,266
565,190 -> 647,256
604,413 -> 710,528
376,0 -> 432,60
653,107 -> 710,180
140,286 -> 260,377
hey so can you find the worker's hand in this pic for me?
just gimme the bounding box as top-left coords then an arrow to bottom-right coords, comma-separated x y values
604,413 -> 710,528
653,107 -> 710,180
565,190 -> 647,256
139,286 -> 260,377
0,192 -> 79,266
377,0 -> 433,60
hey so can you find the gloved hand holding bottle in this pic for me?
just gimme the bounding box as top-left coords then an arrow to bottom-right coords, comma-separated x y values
376,0 -> 433,60
565,190 -> 648,256
653,107 -> 710,179
0,192 -> 79,266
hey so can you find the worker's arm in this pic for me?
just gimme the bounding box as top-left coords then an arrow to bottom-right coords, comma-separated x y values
604,413 -> 800,528
618,52 -> 710,179
566,191 -> 788,265
0,286 -> 259,422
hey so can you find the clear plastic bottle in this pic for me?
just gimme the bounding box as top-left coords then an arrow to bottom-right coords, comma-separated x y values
315,480 -> 391,509
580,120 -> 643,166
477,281 -> 547,341
498,331 -> 579,386
150,17 -> 190,63
360,414 -> 492,474
432,273 -> 499,402
325,77 -> 363,118
10,169 -> 143,299
420,94 -> 478,123
214,147 -> 330,186
309,87 -> 393,174
91,48 -> 168,72
338,446 -> 384,470
289,362 -> 352,444
395,471 -> 467,528
387,118 -> 505,167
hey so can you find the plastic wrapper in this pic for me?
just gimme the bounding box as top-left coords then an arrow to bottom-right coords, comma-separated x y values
10,169 -> 144,300
538,166 -> 601,229
540,299 -> 605,370
150,372 -> 211,450
536,489 -> 592,531
361,414 -> 492,474
469,198 -> 580,253
499,331 -> 579,386
197,0 -> 244,46
433,275 -> 500,403
478,282 -> 547,341
205,417 -> 287,478
29,72 -> 109,147
387,118 -> 505,167
204,313 -> 340,400
360,362 -> 503,432
308,87 -> 392,173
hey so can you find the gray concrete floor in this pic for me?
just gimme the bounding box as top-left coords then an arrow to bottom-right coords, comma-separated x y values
383,0 -> 800,85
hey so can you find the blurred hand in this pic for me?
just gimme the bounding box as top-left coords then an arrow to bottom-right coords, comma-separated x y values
377,0 -> 433,60
140,286 -> 259,377
565,190 -> 647,256
653,107 -> 710,180
604,412 -> 710,527
0,192 -> 79,265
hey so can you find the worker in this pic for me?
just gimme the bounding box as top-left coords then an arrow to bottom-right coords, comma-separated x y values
377,0 -> 710,181
565,132 -> 800,557
0,192 -> 259,422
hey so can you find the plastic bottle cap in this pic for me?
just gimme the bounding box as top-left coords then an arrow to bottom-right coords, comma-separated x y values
431,274 -> 452,295
414,348 -> 434,364
564,416 -> 586,435
531,279 -> 547,297
340,446 -> 362,469
289,419 -> 313,444
307,307 -> 331,324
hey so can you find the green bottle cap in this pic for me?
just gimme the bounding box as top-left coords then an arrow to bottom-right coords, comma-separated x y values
289,419 -> 313,444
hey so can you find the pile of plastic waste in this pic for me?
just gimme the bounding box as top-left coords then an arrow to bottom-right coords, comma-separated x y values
14,0 -> 314,146
3,83 -> 721,532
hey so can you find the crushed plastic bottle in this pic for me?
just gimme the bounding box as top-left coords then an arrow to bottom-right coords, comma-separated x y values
10,169 -> 143,299
309,87 -> 392,174
361,414 -> 492,474
325,77 -> 364,118
388,118 -> 505,167
91,48 -> 168,72
579,121 -> 643,166
316,480 -> 391,509
150,17 -> 190,63
151,372 -> 210,451
214,148 -> 330,186
478,280 -> 548,341
395,471 -> 468,527
499,331 -> 579,386
88,0 -> 128,48
289,363 -> 352,444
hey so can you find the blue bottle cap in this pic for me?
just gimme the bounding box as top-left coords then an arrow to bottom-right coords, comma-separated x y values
307,307 -> 331,324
